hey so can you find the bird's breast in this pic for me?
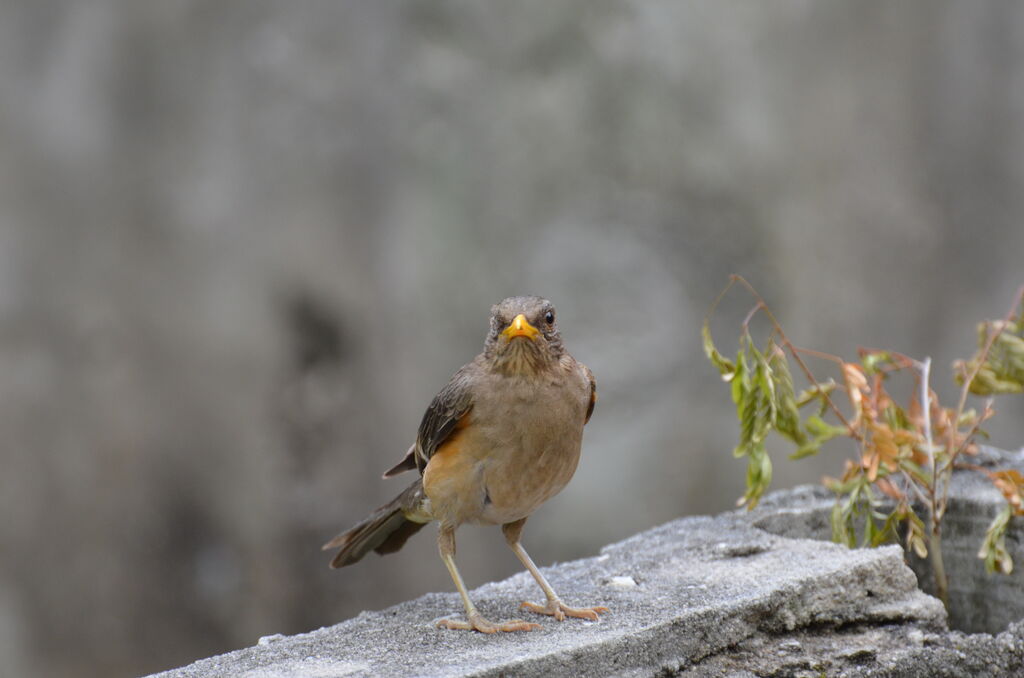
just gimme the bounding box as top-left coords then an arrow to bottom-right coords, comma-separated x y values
472,373 -> 588,524
422,366 -> 590,527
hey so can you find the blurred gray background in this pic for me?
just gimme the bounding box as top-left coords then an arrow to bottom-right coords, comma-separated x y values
2,2 -> 1024,676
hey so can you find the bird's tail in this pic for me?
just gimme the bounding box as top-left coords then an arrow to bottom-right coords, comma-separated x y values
322,479 -> 430,568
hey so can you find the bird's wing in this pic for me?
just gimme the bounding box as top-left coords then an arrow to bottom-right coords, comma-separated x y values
382,363 -> 476,478
381,444 -> 418,478
584,364 -> 597,424
412,364 -> 476,473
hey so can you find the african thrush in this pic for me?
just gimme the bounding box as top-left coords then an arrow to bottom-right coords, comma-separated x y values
323,296 -> 607,632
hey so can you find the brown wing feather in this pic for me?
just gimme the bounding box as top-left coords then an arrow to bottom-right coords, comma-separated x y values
584,365 -> 596,424
382,444 -> 417,478
413,364 -> 476,473
381,363 -> 476,477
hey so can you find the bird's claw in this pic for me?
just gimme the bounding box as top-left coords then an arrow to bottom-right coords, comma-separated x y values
520,599 -> 609,622
436,612 -> 541,633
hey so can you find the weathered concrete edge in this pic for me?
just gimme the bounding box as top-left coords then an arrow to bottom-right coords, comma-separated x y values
147,509 -> 946,678
465,543 -> 943,678
153,445 -> 1024,678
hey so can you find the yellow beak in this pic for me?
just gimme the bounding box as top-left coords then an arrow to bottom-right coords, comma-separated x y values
501,314 -> 540,341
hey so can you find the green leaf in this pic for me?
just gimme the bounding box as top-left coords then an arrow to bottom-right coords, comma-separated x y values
956,408 -> 978,427
979,504 -> 1015,575
869,506 -> 904,548
830,501 -> 854,548
770,348 -> 807,447
735,373 -> 758,458
898,458 -> 930,485
904,508 -> 928,559
957,318 -> 1024,395
861,351 -> 892,375
752,342 -> 777,429
738,441 -> 773,509
789,441 -> 821,460
731,342 -> 750,404
795,380 -> 837,408
805,415 -> 848,439
731,363 -> 745,404
863,513 -> 878,546
702,321 -> 736,379
883,403 -> 910,431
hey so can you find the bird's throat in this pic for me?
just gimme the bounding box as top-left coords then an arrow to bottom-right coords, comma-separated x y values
493,339 -> 547,376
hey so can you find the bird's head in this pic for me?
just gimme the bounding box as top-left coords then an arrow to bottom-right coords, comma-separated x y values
483,296 -> 564,375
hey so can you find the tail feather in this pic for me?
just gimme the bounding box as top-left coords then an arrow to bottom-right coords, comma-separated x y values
323,480 -> 429,568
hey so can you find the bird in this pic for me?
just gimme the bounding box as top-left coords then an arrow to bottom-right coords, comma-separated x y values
323,295 -> 608,633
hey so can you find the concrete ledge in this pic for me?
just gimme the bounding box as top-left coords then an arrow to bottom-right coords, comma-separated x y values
750,446 -> 1024,635
149,448 -> 1024,678
150,519 -> 944,677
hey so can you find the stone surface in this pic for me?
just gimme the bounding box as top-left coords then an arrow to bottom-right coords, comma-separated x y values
649,621 -> 1024,678
148,514 -> 943,678
148,447 -> 1024,677
751,446 -> 1024,634
909,447 -> 1024,633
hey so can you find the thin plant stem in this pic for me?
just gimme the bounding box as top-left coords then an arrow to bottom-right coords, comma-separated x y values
898,467 -> 931,507
708,275 -> 1023,612
728,275 -> 862,441
917,357 -> 936,498
952,285 -> 1023,430
930,521 -> 948,608
791,345 -> 848,364
939,286 -> 1024,525
913,356 -> 948,602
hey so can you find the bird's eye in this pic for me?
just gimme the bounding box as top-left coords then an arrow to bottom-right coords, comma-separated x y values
544,311 -> 555,325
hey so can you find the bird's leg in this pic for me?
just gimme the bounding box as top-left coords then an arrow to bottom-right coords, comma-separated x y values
502,518 -> 610,622
435,524 -> 541,633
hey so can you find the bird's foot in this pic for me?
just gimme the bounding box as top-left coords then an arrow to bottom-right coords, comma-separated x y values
436,612 -> 541,633
520,598 -> 609,622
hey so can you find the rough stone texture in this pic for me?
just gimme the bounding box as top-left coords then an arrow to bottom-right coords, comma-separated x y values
149,517 -> 945,678
647,622 -> 1024,678
751,445 -> 1024,634
148,447 -> 1024,678
910,447 -> 1024,634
